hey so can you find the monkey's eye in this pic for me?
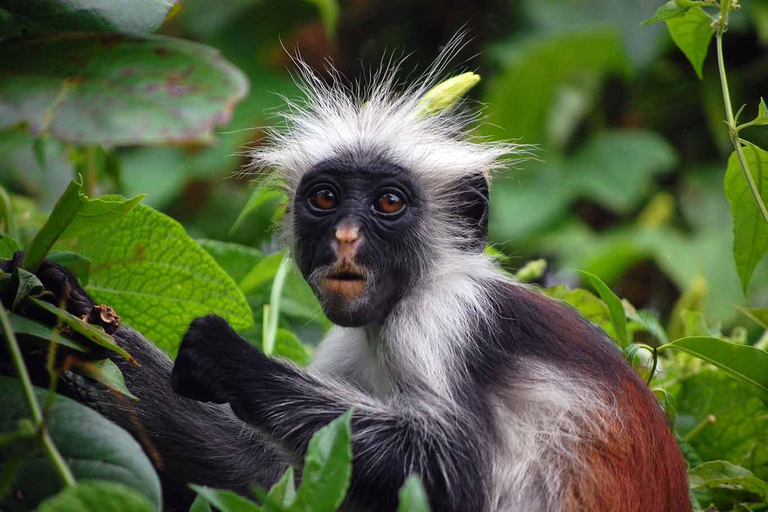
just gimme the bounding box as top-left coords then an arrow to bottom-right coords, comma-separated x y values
374,192 -> 405,216
309,188 -> 339,212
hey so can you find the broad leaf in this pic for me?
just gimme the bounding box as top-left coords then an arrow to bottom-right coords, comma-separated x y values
293,410 -> 353,512
239,252 -> 284,295
724,144 -> 768,294
60,194 -> 145,239
397,475 -> 431,512
188,495 -> 212,512
642,0 -> 695,25
659,336 -> 768,403
0,376 -> 161,511
65,203 -> 253,355
230,187 -> 286,240
665,6 -> 714,79
689,461 -> 768,500
0,34 -> 248,146
0,0 -> 178,34
75,359 -> 138,401
37,481 -> 155,512
745,98 -> 768,127
188,485 -> 260,512
578,271 -> 630,348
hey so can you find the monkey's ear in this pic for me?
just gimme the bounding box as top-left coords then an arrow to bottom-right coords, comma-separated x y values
456,173 -> 489,253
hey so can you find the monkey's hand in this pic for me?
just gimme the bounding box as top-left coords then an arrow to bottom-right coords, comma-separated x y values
172,314 -> 262,405
0,251 -> 96,317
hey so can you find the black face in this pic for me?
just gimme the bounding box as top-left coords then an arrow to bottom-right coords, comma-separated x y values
292,155 -> 428,326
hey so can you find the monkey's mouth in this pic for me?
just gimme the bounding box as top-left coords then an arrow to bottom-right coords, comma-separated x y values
320,265 -> 368,299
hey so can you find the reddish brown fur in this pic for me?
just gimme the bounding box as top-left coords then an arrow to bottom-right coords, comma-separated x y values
566,373 -> 690,512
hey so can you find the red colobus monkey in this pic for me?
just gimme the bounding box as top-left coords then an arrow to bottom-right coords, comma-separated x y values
42,38 -> 689,512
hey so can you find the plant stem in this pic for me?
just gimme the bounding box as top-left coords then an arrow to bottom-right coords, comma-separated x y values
0,305 -> 76,487
716,30 -> 768,225
263,255 -> 290,355
646,345 -> 658,385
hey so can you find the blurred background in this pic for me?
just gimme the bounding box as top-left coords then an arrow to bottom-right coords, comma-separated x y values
2,0 -> 767,330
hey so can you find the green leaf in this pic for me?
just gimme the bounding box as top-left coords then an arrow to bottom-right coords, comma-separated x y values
239,252 -> 285,295
724,144 -> 768,294
65,203 -> 253,355
6,312 -> 88,352
293,410 -> 353,512
29,297 -> 133,361
266,467 -> 296,508
577,271 -> 630,348
397,475 -> 432,512
659,336 -> 768,403
273,329 -> 311,367
47,251 -> 92,286
75,359 -> 138,401
689,461 -> 768,500
674,369 -> 768,481
543,285 -> 611,329
734,306 -> 768,329
754,98 -> 768,126
188,485 -> 260,512
188,495 -> 212,512
22,179 -> 84,273
0,34 -> 248,146
197,239 -> 263,285
230,187 -> 286,240
0,235 -> 20,259
11,267 -> 43,310
665,7 -> 714,79
0,0 -> 179,34
0,376 -> 161,511
60,194 -> 145,239
642,0 -> 695,25
37,481 -> 155,512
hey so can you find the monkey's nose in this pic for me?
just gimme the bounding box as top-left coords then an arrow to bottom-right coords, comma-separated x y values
333,220 -> 362,259
335,223 -> 360,244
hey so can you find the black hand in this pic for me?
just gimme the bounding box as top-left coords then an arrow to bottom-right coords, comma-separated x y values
172,315 -> 260,404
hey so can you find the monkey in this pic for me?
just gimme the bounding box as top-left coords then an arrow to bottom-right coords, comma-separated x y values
7,40 -> 690,512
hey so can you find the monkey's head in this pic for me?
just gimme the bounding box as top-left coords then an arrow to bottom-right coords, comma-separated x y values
250,45 -> 523,326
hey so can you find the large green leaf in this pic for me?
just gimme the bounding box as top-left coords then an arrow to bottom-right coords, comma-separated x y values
0,376 -> 161,511
292,410 -> 353,512
724,144 -> 768,294
673,370 -> 768,481
0,0 -> 178,34
689,461 -> 768,501
642,0 -> 696,24
64,203 -> 253,354
0,34 -> 248,146
197,239 -> 263,285
665,6 -> 714,79
659,336 -> 768,403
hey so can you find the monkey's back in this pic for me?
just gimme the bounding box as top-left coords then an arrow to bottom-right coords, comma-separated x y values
477,281 -> 690,512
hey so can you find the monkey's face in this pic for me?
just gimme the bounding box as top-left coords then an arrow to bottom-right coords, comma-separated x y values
292,156 -> 430,327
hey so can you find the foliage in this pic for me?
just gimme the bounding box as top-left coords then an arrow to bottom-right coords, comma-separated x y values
1,0 -> 767,511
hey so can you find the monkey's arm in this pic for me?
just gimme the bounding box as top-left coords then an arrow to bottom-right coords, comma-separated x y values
172,315 -> 491,512
66,325 -> 286,511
